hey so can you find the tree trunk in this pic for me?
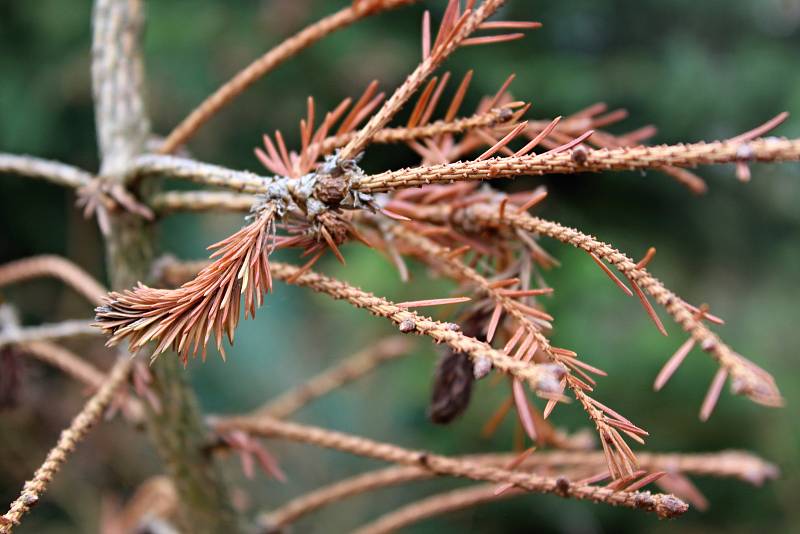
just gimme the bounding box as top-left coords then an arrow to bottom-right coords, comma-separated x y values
92,1 -> 243,532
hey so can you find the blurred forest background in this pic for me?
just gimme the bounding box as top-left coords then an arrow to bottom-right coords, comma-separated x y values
1,0 -> 799,532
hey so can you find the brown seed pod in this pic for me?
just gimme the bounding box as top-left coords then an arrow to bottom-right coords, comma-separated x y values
428,349 -> 475,424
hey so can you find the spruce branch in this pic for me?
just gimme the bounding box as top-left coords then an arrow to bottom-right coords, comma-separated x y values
0,255 -> 107,306
354,136 -> 800,193
158,0 -> 418,154
390,223 -> 644,478
432,202 -> 784,412
216,415 -> 688,519
255,336 -> 412,419
0,154 -> 93,189
96,204 -> 279,362
0,356 -> 133,533
261,449 -> 775,529
338,0 -> 530,161
150,258 -> 562,394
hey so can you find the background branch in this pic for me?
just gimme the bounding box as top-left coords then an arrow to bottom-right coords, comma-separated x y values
0,154 -> 92,189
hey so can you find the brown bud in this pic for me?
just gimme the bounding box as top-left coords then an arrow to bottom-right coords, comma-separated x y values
399,319 -> 416,333
428,350 -> 474,424
314,173 -> 349,206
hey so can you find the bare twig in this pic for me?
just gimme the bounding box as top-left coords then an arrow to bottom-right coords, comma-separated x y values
0,255 -> 107,306
261,449 -> 775,528
354,137 -> 800,193
0,320 -> 99,349
217,415 -> 687,519
151,190 -> 254,213
159,0 -> 417,154
351,484 -> 515,534
256,337 -> 412,419
131,154 -> 268,193
0,154 -> 92,189
19,341 -> 106,390
0,356 -> 133,532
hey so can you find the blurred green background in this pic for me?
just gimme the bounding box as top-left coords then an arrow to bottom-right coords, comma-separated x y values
1,1 -> 799,532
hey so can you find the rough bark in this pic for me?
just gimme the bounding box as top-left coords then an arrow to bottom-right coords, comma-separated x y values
91,1 -> 242,531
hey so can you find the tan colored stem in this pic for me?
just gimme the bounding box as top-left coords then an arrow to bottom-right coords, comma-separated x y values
352,484 -> 514,534
315,107 -> 516,155
19,341 -> 106,389
0,357 -> 132,532
262,449 -> 775,528
354,137 -> 800,193
257,336 -> 412,419
159,0 -> 416,154
217,415 -> 687,519
338,0 -> 507,160
0,154 -> 92,189
0,255 -> 107,305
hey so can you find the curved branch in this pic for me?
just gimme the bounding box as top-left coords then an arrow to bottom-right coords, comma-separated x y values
131,154 -> 268,193
256,336 -> 412,419
0,154 -> 93,189
440,203 -> 783,410
351,484 -> 516,534
0,356 -> 133,532
0,320 -> 99,349
216,415 -> 687,519
0,255 -> 107,306
19,341 -> 106,389
261,449 -> 775,528
159,0 -> 417,154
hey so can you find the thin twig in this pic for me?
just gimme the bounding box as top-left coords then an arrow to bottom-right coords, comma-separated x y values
0,320 -> 99,349
0,255 -> 107,306
260,449 -> 775,528
151,190 -> 254,213
216,415 -> 687,519
351,484 -> 515,534
0,154 -> 93,189
353,137 -> 800,193
313,106 -> 519,155
159,0 -> 416,154
19,341 -> 106,390
256,336 -> 412,419
0,356 -> 133,532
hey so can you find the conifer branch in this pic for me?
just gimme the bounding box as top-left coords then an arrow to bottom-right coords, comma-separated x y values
354,136 -> 800,193
427,203 -> 784,412
0,154 -> 93,189
215,415 -> 688,519
261,449 -> 775,529
0,356 -> 133,532
159,0 -> 418,154
255,337 -> 412,419
338,0 -> 522,161
0,255 -> 107,306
